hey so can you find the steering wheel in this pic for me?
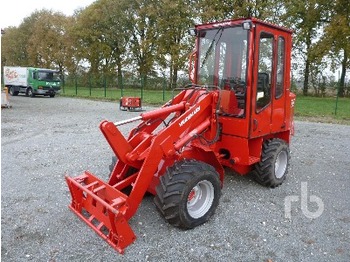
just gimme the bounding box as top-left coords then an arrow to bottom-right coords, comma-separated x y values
221,77 -> 245,93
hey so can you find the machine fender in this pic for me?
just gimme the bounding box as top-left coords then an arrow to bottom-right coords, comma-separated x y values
180,145 -> 224,186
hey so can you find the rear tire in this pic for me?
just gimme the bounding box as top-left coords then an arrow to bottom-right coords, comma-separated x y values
9,87 -> 19,96
253,138 -> 290,188
50,94 -> 55,98
154,159 -> 221,229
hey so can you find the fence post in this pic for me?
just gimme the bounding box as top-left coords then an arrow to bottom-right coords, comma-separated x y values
118,74 -> 123,98
75,77 -> 78,95
121,75 -> 124,97
62,77 -> 65,94
141,75 -> 144,100
104,76 -> 107,97
89,75 -> 92,96
163,77 -> 166,101
335,72 -> 340,115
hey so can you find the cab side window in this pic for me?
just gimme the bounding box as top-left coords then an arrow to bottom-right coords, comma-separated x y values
256,32 -> 273,111
276,37 -> 285,98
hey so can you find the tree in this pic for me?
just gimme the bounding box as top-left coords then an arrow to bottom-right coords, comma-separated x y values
72,0 -> 130,86
283,0 -> 328,95
156,0 -> 195,88
1,26 -> 29,66
1,9 -> 73,79
126,0 -> 159,80
314,0 -> 350,97
197,0 -> 284,22
26,10 -> 72,76
1,11 -> 42,67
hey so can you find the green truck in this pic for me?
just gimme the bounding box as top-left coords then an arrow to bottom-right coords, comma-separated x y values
4,66 -> 61,97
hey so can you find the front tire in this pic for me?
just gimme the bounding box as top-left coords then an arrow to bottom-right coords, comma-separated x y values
154,159 -> 221,229
253,138 -> 290,188
27,88 -> 35,97
108,156 -> 137,194
109,156 -> 117,174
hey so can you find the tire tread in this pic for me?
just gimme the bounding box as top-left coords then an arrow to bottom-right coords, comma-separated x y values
254,138 -> 290,188
154,159 -> 220,229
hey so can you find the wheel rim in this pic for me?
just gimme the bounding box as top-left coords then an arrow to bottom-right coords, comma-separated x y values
187,180 -> 214,219
275,150 -> 288,179
28,89 -> 32,96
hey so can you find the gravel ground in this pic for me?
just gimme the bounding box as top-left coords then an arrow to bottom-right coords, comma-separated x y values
1,95 -> 350,262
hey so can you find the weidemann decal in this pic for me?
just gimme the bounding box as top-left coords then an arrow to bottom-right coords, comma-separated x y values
179,106 -> 200,127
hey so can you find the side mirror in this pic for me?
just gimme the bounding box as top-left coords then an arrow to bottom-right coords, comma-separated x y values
242,20 -> 253,30
188,28 -> 197,36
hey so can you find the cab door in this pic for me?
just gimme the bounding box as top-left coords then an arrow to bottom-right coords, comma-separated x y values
270,36 -> 288,133
250,27 -> 275,138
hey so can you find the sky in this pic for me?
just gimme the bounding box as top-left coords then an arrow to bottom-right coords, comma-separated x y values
1,0 -> 96,28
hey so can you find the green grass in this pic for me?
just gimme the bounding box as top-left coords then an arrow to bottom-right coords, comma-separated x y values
61,86 -> 350,124
295,95 -> 350,124
61,86 -> 176,104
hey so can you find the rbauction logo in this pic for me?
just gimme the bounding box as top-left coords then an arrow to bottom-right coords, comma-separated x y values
179,106 -> 200,127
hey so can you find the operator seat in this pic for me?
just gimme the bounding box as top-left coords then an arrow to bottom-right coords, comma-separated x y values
257,72 -> 269,93
256,72 -> 270,109
219,89 -> 244,116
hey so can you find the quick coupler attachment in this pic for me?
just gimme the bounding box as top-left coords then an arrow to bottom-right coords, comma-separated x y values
65,171 -> 136,254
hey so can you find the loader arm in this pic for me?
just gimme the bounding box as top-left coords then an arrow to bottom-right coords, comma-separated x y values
65,87 -> 222,253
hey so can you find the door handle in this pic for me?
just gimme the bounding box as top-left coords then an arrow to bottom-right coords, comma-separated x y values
253,119 -> 258,131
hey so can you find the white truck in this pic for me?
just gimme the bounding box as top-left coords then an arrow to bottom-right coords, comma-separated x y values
3,66 -> 61,97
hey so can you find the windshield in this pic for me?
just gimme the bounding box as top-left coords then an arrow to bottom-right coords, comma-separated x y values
197,26 -> 248,87
37,71 -> 60,82
197,26 -> 248,117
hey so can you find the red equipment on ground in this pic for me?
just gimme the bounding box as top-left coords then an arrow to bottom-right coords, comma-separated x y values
119,96 -> 142,111
65,18 -> 296,254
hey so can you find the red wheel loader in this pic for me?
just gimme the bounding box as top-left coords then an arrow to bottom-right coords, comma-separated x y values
65,18 -> 296,254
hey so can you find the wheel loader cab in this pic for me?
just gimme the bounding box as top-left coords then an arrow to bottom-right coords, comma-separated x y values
192,18 -> 294,173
